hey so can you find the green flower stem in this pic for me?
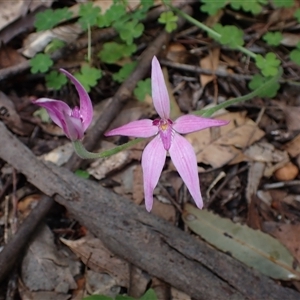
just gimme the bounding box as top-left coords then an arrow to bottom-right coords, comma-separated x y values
72,138 -> 144,159
194,67 -> 283,117
87,23 -> 91,63
236,45 -> 257,60
171,7 -> 257,59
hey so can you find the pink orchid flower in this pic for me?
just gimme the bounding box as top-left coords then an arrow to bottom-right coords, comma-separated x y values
105,56 -> 228,211
33,69 -> 93,141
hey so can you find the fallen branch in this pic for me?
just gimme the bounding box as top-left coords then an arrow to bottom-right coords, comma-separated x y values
0,123 -> 299,300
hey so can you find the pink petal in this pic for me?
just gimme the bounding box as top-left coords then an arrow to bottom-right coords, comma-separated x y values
141,135 -> 166,211
173,114 -> 229,134
169,133 -> 203,209
151,56 -> 170,119
105,119 -> 158,138
62,111 -> 84,140
60,69 -> 93,131
33,98 -> 72,128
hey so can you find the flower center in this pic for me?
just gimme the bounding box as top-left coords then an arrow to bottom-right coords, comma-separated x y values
153,118 -> 173,131
152,118 -> 174,150
71,106 -> 82,120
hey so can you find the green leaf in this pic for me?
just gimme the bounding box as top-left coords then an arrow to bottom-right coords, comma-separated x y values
104,4 -> 127,27
262,31 -> 283,46
248,74 -> 280,98
45,70 -> 68,90
82,296 -> 112,300
115,296 -> 134,300
44,39 -> 66,54
200,0 -> 227,15
30,53 -> 53,74
112,62 -> 137,83
99,42 -> 137,63
294,8 -> 300,22
255,52 -> 281,77
141,0 -> 154,10
229,0 -> 267,14
114,20 -> 144,45
290,49 -> 300,65
183,203 -> 300,280
212,24 -> 244,48
74,65 -> 102,92
132,0 -> 154,21
96,14 -> 111,28
139,289 -> 158,300
158,11 -> 178,33
273,0 -> 294,8
33,108 -> 51,123
34,8 -> 73,31
134,78 -> 151,101
74,169 -> 90,179
78,2 -> 101,29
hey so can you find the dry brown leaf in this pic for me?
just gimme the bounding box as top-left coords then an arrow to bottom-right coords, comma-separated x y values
0,1 -> 53,31
244,142 -> 290,177
185,111 -> 265,168
166,43 -> 188,64
40,122 -> 66,137
285,107 -> 300,131
21,225 -> 77,293
0,91 -> 30,135
220,53 -> 239,67
246,162 -> 265,205
284,134 -> 300,157
199,47 -> 220,87
61,236 -> 129,287
281,33 -> 300,47
18,279 -> 70,300
0,46 -> 26,68
276,105 -> 300,131
85,270 -> 121,297
151,200 -> 176,223
262,222 -> 300,264
244,142 -> 288,163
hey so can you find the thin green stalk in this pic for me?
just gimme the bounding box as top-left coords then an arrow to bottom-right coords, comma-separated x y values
87,23 -> 91,63
236,45 -> 256,59
193,68 -> 283,117
72,138 -> 144,159
171,7 -> 257,59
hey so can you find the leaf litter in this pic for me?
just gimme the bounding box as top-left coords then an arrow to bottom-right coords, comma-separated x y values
1,0 -> 300,299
